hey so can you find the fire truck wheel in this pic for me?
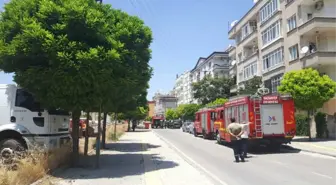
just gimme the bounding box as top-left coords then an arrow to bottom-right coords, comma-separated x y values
193,129 -> 197,137
202,130 -> 207,139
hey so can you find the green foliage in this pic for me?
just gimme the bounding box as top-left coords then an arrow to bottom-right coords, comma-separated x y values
144,116 -> 152,121
238,76 -> 262,95
176,104 -> 201,121
278,68 -> 336,111
165,109 -> 178,120
206,98 -> 228,107
315,112 -> 327,138
0,0 -> 153,113
295,114 -> 309,136
192,76 -> 232,105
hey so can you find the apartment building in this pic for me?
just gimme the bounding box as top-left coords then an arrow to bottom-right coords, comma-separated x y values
147,101 -> 155,118
229,0 -> 336,136
190,51 -> 230,83
226,45 -> 238,95
152,92 -> 178,117
173,71 -> 193,105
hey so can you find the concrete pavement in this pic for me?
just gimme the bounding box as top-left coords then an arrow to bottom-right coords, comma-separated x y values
287,136 -> 336,157
49,130 -> 215,185
153,129 -> 336,185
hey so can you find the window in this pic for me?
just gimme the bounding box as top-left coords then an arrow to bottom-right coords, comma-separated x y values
243,61 -> 258,80
242,23 -> 250,39
15,89 -> 41,112
287,15 -> 297,31
263,47 -> 283,71
238,53 -> 242,62
259,0 -> 279,24
262,20 -> 281,45
271,76 -> 282,93
289,44 -> 298,61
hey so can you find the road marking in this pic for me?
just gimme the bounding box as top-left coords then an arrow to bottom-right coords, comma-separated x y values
153,131 -> 228,185
312,172 -> 333,179
268,160 -> 289,167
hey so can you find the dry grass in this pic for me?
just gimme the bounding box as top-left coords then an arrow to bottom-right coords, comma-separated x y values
107,123 -> 128,141
0,123 -> 128,185
0,144 -> 71,185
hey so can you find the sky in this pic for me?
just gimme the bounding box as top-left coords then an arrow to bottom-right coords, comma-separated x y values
0,0 -> 254,100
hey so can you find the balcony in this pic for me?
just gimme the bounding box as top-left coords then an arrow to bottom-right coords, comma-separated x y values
298,17 -> 336,36
301,51 -> 336,68
237,28 -> 258,47
300,32 -> 336,67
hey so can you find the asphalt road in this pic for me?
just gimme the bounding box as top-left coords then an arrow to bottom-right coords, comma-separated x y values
153,129 -> 336,185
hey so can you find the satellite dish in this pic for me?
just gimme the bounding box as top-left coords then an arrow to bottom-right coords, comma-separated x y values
230,20 -> 238,27
231,60 -> 237,66
301,46 -> 309,54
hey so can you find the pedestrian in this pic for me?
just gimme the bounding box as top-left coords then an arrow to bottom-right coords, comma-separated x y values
237,122 -> 252,158
227,117 -> 244,162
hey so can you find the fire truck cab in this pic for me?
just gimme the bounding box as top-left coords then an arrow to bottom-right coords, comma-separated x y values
194,108 -> 216,139
215,94 -> 296,150
152,116 -> 164,129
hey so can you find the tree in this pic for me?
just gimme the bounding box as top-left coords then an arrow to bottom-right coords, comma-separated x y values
238,76 -> 262,95
192,76 -> 232,105
176,104 -> 201,121
206,98 -> 228,107
165,109 -> 178,120
278,68 -> 336,140
0,0 -> 152,166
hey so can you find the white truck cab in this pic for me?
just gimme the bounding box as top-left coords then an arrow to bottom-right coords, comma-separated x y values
0,84 -> 71,157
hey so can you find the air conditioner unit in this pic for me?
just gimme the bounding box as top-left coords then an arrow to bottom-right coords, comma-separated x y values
315,0 -> 324,10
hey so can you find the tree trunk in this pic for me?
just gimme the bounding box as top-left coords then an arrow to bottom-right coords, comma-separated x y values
71,110 -> 81,167
307,110 -> 312,141
95,107 -> 102,168
84,112 -> 90,156
114,112 -> 118,140
102,112 -> 107,149
127,119 -> 131,132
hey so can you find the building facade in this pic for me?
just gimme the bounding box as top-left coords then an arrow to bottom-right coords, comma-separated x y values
147,101 -> 155,118
190,52 -> 231,84
228,0 -> 336,136
153,92 -> 178,117
173,71 -> 193,105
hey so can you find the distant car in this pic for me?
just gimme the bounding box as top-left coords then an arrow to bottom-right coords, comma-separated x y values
187,122 -> 194,134
182,121 -> 192,132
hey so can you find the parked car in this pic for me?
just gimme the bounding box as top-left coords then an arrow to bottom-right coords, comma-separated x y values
182,121 -> 192,132
187,122 -> 195,134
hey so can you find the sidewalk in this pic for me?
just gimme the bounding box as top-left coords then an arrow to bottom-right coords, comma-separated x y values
49,130 -> 214,185
287,136 -> 336,157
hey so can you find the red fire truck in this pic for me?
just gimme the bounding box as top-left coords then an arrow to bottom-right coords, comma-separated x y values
152,115 -> 164,129
194,108 -> 216,139
214,94 -> 296,150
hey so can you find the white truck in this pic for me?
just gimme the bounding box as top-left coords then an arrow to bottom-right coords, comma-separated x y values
0,84 -> 71,158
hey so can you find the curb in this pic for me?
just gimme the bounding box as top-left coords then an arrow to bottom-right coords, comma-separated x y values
283,145 -> 336,158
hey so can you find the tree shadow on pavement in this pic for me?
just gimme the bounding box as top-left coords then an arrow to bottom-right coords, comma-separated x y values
127,129 -> 152,133
52,153 -> 179,180
105,142 -> 161,152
